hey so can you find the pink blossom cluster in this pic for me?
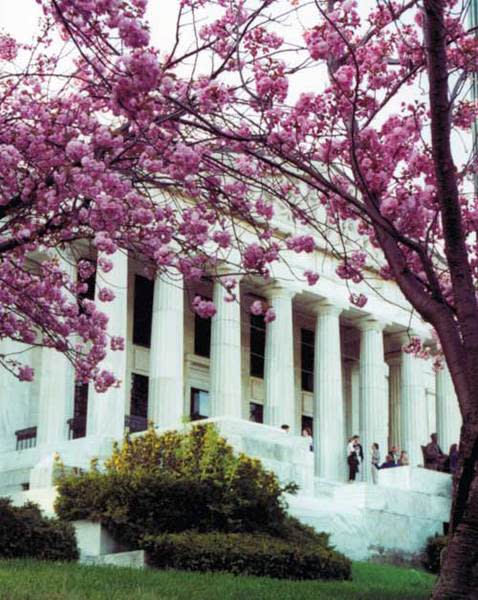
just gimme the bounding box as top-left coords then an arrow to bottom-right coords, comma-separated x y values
192,296 -> 216,319
249,300 -> 275,323
0,0 -> 475,397
286,235 -> 315,254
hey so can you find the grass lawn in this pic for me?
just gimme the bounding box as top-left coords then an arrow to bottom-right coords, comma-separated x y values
0,559 -> 435,600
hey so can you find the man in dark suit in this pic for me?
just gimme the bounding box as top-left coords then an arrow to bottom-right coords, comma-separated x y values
424,433 -> 449,472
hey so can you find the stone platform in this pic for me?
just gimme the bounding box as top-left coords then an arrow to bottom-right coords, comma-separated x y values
2,417 -> 451,561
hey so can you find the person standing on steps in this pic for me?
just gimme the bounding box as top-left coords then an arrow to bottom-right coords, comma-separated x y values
371,443 -> 380,484
347,444 -> 359,483
354,435 -> 364,481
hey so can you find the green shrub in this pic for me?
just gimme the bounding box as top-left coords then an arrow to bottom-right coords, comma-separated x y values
142,532 -> 352,581
0,498 -> 78,561
423,534 -> 448,574
56,424 -> 304,544
55,423 -> 346,580
56,473 -> 224,547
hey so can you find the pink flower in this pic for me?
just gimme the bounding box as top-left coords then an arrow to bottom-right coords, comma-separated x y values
18,365 -> 34,382
110,336 -> 124,351
286,235 -> 315,254
264,307 -> 276,323
304,270 -> 319,286
250,300 -> 264,316
350,293 -> 368,308
193,295 -> 217,319
98,288 -> 115,302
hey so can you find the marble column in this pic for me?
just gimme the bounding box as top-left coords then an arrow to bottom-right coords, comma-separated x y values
264,285 -> 296,430
0,339 -> 34,451
148,274 -> 184,428
314,301 -> 345,480
87,251 -> 128,439
400,336 -> 428,467
436,365 -> 462,451
37,254 -> 76,447
388,357 -> 401,450
358,318 -> 388,481
209,277 -> 242,419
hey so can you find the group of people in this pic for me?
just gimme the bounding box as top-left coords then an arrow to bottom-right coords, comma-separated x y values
423,433 -> 459,475
289,426 -> 459,480
347,436 -> 409,484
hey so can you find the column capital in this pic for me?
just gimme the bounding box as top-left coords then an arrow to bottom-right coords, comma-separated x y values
312,299 -> 345,317
262,280 -> 297,300
356,316 -> 388,333
386,351 -> 402,366
389,329 -> 419,348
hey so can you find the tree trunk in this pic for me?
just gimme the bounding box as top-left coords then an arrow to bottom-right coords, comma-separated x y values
432,422 -> 478,599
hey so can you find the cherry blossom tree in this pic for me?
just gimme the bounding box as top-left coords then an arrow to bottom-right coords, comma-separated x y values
1,0 -> 478,595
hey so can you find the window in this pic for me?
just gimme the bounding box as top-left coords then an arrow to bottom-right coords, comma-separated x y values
249,402 -> 263,424
130,373 -> 149,418
250,314 -> 266,378
190,388 -> 209,421
73,383 -> 89,419
133,275 -> 154,347
301,415 -> 314,437
301,328 -> 315,392
194,312 -> 212,358
68,383 -> 88,439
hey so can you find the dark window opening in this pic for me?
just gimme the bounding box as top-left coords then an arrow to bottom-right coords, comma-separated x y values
194,310 -> 212,358
249,402 -> 264,424
250,314 -> 266,378
133,275 -> 154,347
190,388 -> 209,421
68,383 -> 88,439
301,415 -> 314,437
130,373 -> 149,419
301,328 -> 315,392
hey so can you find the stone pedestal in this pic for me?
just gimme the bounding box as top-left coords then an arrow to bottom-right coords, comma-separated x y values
436,366 -> 461,451
358,319 -> 388,482
313,302 -> 345,480
148,274 -> 184,428
87,251 -> 128,439
73,520 -> 123,557
209,278 -> 242,418
264,286 -> 296,430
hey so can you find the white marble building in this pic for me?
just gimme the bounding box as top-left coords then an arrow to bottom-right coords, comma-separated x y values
0,233 -> 462,559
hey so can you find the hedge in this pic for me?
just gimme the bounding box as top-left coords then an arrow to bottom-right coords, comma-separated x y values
56,471 -> 325,549
0,498 -> 78,561
56,473 -> 225,547
55,424 -> 321,548
142,532 -> 352,581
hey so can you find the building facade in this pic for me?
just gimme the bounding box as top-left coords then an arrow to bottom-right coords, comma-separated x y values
0,236 -> 462,493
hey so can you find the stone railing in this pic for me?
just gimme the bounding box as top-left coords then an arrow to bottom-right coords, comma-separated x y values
67,416 -> 87,440
124,414 -> 148,434
15,426 -> 37,451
